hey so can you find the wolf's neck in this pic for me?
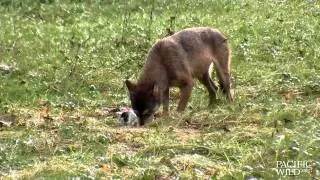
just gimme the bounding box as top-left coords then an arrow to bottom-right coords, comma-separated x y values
137,60 -> 168,88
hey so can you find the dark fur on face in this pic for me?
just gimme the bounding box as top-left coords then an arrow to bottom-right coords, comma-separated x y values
125,80 -> 160,125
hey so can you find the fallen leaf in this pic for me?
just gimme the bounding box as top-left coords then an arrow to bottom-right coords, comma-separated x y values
101,164 -> 110,173
103,91 -> 109,97
40,107 -> 50,119
0,120 -> 13,127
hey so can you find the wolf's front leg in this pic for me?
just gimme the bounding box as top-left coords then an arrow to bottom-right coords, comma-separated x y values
162,88 -> 169,114
177,82 -> 193,112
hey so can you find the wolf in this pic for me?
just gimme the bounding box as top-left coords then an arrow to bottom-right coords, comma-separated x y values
125,27 -> 233,125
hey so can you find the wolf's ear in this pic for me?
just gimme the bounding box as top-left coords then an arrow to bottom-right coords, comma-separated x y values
125,80 -> 137,92
153,83 -> 159,97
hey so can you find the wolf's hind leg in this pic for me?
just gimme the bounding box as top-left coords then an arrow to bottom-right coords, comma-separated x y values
212,42 -> 233,101
199,72 -> 218,105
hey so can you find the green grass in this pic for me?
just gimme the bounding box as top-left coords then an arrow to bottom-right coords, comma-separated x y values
0,0 -> 319,179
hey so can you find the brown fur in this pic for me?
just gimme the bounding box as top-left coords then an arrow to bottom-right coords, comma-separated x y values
126,27 -> 233,125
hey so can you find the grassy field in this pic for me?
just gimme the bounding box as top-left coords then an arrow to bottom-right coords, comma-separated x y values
0,0 -> 319,179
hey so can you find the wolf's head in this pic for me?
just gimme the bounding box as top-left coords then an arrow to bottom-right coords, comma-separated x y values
125,80 -> 161,125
